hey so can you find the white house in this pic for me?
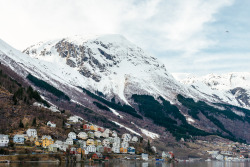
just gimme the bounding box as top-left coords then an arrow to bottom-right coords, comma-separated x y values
122,133 -> 131,142
142,153 -> 148,161
68,132 -> 76,139
151,146 -> 157,153
13,134 -> 25,144
78,132 -> 88,139
131,136 -> 138,142
113,142 -> 120,148
78,140 -> 87,148
86,145 -> 96,153
112,131 -> 117,137
102,139 -> 110,147
112,146 -> 120,153
94,131 -> 102,138
121,142 -> 129,148
26,129 -> 37,138
108,137 -> 114,144
67,115 -> 83,123
47,121 -> 56,128
113,137 -> 121,144
0,135 -> 9,147
65,138 -> 73,145
102,129 -> 111,138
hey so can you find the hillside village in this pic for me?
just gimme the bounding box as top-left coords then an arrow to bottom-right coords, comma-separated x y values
0,114 -> 162,161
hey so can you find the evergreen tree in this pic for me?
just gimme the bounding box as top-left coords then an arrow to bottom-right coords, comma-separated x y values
32,117 -> 37,127
19,120 -> 24,128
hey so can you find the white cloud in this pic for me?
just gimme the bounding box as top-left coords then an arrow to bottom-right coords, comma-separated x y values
2,0 -> 247,75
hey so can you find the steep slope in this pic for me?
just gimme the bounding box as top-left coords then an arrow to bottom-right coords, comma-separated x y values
22,34 -> 193,104
1,36 -> 250,144
173,73 -> 250,109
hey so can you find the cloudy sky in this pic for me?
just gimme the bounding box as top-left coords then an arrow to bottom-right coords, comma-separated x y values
0,0 -> 249,75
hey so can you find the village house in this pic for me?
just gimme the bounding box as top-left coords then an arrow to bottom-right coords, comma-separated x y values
48,144 -> 58,152
142,153 -> 148,161
87,131 -> 94,139
113,142 -> 120,148
104,146 -> 112,153
26,129 -> 37,138
90,125 -> 98,131
112,146 -> 120,153
68,132 -> 76,139
112,131 -> 117,137
120,147 -> 127,153
77,140 -> 86,148
122,133 -> 132,142
131,136 -> 138,142
128,147 -> 135,154
94,131 -> 102,138
67,115 -> 83,123
0,135 -> 9,147
94,140 -> 102,146
42,135 -> 54,148
102,139 -> 110,147
113,137 -> 121,144
83,124 -> 91,130
121,141 -> 129,148
151,146 -> 157,153
78,132 -> 88,139
87,139 -> 95,145
86,145 -> 96,153
13,134 -> 25,144
102,129 -> 111,138
108,137 -> 115,144
65,138 -> 73,145
47,121 -> 56,128
70,147 -> 77,154
92,152 -> 103,160
35,139 -> 42,147
96,145 -> 104,153
98,127 -> 105,132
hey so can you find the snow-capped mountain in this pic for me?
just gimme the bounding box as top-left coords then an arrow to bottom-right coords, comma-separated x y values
21,34 -> 192,104
1,35 -> 249,143
173,73 -> 250,109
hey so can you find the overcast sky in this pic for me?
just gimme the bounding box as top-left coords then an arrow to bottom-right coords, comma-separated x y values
0,0 -> 249,75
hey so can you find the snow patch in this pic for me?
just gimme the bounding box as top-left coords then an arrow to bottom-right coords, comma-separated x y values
109,108 -> 123,118
112,121 -> 141,136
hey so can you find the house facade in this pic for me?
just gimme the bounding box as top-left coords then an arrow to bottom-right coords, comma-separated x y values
86,145 -> 96,153
68,132 -> 76,139
47,121 -> 56,127
42,135 -> 54,148
26,129 -> 37,138
78,132 -> 88,139
0,135 -> 9,147
13,134 -> 25,144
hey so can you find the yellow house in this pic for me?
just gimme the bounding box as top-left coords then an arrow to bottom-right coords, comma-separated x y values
87,139 -> 95,145
94,140 -> 102,146
77,148 -> 82,154
42,136 -> 54,148
90,125 -> 98,131
35,140 -> 42,147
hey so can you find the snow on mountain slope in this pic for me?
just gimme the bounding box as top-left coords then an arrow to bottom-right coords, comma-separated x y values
20,34 -> 194,104
173,73 -> 250,109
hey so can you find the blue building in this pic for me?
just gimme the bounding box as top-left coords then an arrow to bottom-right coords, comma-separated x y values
128,147 -> 135,154
13,135 -> 25,144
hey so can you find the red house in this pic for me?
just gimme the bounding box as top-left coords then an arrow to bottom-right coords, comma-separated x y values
92,153 -> 103,160
104,147 -> 111,153
83,124 -> 90,130
98,127 -> 105,132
